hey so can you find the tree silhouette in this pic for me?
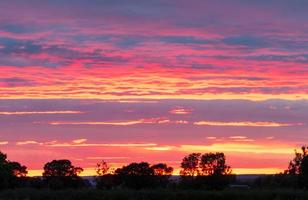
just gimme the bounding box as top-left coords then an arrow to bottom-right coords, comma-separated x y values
301,155 -> 308,188
199,153 -> 231,176
151,163 -> 173,176
180,152 -> 233,189
180,153 -> 201,176
285,146 -> 308,188
286,146 -> 308,175
95,160 -> 115,190
43,159 -> 83,177
115,162 -> 155,189
96,160 -> 110,176
115,162 -> 154,176
0,151 -> 27,189
151,163 -> 173,187
43,159 -> 84,189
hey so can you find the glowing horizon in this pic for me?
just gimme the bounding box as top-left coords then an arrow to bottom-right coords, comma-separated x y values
27,167 -> 285,177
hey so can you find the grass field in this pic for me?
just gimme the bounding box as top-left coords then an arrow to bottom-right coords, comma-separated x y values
0,188 -> 308,200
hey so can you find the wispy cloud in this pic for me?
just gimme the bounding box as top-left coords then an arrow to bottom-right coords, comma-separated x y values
193,121 -> 302,127
86,156 -> 130,160
206,137 -> 217,140
14,138 -> 161,149
72,138 -> 87,144
0,111 -> 82,115
14,139 -> 159,148
180,143 -> 293,154
47,142 -> 157,148
144,146 -> 174,151
0,141 -> 8,145
229,136 -> 248,139
169,107 -> 192,115
228,136 -> 255,142
16,140 -> 42,145
47,118 -> 187,126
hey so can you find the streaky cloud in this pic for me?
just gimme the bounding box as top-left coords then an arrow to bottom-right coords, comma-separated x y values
193,121 -> 303,127
0,110 -> 83,115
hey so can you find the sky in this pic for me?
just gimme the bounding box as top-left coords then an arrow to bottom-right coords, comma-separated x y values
0,0 -> 308,176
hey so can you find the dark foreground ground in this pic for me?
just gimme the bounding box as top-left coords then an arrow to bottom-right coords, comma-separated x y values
0,189 -> 308,200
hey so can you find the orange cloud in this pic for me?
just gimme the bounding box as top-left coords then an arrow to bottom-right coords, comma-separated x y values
72,139 -> 87,144
47,142 -> 157,148
180,143 -> 293,154
169,107 -> 192,115
2,66 -> 308,101
86,156 -> 129,160
16,140 -> 42,145
0,141 -> 8,145
174,120 -> 189,124
49,120 -> 145,126
193,121 -> 302,127
205,137 -> 217,140
229,136 -> 255,142
47,118 -> 187,126
144,146 -> 174,151
229,136 -> 247,139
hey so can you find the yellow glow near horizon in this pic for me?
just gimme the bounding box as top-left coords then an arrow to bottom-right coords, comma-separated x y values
27,167 -> 284,177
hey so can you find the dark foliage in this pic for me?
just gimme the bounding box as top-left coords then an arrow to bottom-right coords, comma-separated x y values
96,160 -> 110,176
2,188 -> 308,200
151,163 -> 174,188
114,162 -> 155,189
253,174 -> 299,189
284,146 -> 308,189
42,159 -> 85,189
95,160 -> 115,190
179,152 -> 233,190
96,174 -> 117,190
0,151 -> 28,189
112,162 -> 174,189
2,146 -> 308,192
285,146 -> 308,175
180,153 -> 201,176
199,153 -> 231,176
300,155 -> 308,188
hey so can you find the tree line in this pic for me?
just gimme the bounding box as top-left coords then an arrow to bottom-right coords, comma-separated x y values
0,146 -> 308,190
254,146 -> 308,189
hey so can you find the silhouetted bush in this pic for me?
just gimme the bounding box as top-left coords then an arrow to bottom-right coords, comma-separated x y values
0,151 -> 28,189
27,177 -> 44,189
179,152 -> 233,190
151,163 -> 173,188
300,154 -> 308,188
3,147 -> 308,192
281,146 -> 308,189
196,174 -> 235,190
114,162 -> 155,189
253,174 -> 298,189
1,188 -> 308,200
43,159 -> 86,189
96,174 -> 117,190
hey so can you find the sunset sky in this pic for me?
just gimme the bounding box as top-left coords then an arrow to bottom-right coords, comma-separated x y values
0,0 -> 308,176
